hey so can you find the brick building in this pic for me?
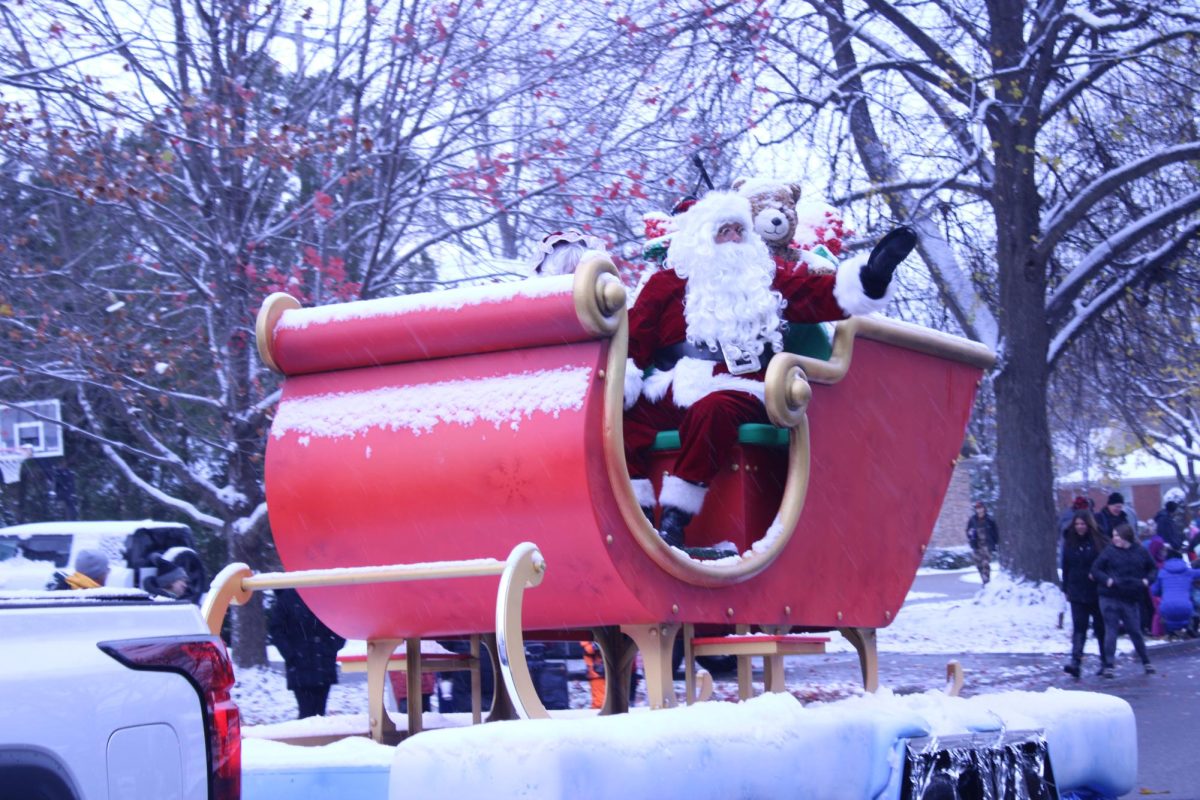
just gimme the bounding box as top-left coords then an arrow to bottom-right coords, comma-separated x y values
928,458 -> 979,550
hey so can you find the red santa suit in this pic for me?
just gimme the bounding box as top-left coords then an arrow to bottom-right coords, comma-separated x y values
622,191 -> 891,519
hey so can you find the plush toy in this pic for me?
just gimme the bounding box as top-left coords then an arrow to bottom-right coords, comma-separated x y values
734,179 -> 856,276
733,178 -> 805,268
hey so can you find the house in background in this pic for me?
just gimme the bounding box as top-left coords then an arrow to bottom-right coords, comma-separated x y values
1056,443 -> 1196,521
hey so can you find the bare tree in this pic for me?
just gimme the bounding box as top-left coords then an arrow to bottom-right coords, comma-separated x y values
0,0 -> 773,662
723,0 -> 1200,581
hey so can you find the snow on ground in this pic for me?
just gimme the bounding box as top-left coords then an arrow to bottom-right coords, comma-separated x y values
832,569 -> 1073,655
235,565 -> 1154,728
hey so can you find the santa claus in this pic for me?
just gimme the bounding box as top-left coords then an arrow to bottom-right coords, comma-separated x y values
623,190 -> 916,551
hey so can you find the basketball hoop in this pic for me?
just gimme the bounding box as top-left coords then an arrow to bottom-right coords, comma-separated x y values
0,446 -> 32,485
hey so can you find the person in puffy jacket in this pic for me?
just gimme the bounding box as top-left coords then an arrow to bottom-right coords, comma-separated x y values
1151,549 -> 1200,636
47,549 -> 109,590
1061,511 -> 1107,678
1090,523 -> 1158,678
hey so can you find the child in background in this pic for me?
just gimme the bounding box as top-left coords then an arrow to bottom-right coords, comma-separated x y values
1151,548 -> 1200,639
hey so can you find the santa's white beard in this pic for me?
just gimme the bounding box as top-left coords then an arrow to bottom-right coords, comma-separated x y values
675,238 -> 785,359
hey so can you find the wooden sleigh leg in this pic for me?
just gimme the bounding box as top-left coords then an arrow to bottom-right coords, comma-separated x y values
945,659 -> 964,697
838,626 -> 879,693
404,638 -> 423,736
621,623 -> 681,710
469,633 -> 482,725
682,625 -> 713,705
481,633 -> 518,722
367,639 -> 402,743
591,625 -> 636,715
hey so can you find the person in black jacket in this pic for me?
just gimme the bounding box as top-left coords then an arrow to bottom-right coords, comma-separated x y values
1153,500 -> 1185,551
268,589 -> 347,718
1090,523 -> 1157,678
1060,511 -> 1107,678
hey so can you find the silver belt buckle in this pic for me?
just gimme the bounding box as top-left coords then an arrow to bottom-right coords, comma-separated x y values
721,342 -> 759,375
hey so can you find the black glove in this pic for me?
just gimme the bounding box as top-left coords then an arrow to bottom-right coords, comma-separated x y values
860,226 -> 917,299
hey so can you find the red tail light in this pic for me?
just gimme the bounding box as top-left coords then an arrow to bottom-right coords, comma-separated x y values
100,635 -> 241,800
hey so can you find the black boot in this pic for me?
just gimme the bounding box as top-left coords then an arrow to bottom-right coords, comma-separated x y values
859,226 -> 917,299
1063,660 -> 1080,679
657,506 -> 693,550
640,506 -> 655,525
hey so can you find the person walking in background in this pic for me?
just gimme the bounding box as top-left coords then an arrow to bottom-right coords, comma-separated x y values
1061,511 -> 1108,678
47,549 -> 109,590
1151,548 -> 1200,638
1090,523 -> 1158,677
966,502 -> 999,585
268,588 -> 347,718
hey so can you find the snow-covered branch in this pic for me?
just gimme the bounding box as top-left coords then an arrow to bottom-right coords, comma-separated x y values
1038,143 -> 1200,262
76,387 -> 222,529
1046,191 -> 1200,323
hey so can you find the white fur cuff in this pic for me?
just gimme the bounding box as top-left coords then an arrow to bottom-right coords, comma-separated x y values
642,368 -> 674,404
832,252 -> 893,316
623,358 -> 644,409
631,478 -> 656,509
660,474 -> 708,515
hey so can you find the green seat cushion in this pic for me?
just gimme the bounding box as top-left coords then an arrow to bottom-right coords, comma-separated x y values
783,323 -> 833,361
651,423 -> 788,452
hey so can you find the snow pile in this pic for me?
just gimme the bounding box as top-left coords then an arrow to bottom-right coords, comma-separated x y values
827,570 -> 1076,655
388,693 -> 920,799
378,690 -> 1133,800
245,736 -> 395,769
243,736 -> 396,798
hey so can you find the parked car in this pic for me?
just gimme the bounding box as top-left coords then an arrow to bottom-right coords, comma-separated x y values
0,520 -> 207,601
0,587 -> 240,799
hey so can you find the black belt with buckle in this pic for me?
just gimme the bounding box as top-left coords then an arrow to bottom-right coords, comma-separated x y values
652,341 -> 774,372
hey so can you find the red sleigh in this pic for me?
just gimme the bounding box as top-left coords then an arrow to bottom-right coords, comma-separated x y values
240,257 -> 992,735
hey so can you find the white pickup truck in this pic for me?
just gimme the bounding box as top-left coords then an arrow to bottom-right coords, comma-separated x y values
0,588 -> 241,800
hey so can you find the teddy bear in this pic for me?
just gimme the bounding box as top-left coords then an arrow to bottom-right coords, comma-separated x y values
734,178 -> 852,275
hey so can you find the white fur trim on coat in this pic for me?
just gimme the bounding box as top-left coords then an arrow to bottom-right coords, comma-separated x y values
631,478 -> 656,509
624,358 -> 644,409
660,474 -> 708,515
669,357 -> 765,407
832,252 -> 894,315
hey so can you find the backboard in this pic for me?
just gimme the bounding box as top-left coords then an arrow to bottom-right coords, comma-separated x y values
0,399 -> 64,458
